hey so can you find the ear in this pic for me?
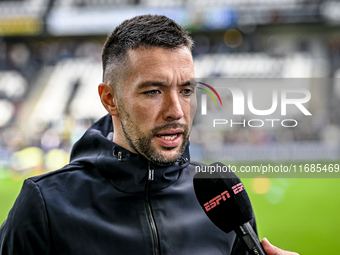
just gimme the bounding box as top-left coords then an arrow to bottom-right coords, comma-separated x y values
98,83 -> 119,116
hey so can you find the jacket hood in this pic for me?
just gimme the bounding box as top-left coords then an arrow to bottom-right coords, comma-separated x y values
70,114 -> 190,193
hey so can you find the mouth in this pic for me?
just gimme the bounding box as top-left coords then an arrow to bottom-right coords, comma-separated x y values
155,129 -> 184,147
157,134 -> 179,141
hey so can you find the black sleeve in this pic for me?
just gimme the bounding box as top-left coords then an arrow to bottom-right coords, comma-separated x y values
230,217 -> 258,255
0,179 -> 50,255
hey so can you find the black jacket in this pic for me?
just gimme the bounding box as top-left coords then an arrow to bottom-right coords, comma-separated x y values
0,114 -> 256,254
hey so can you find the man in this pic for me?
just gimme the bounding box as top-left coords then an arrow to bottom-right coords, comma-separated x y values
0,15 -> 297,255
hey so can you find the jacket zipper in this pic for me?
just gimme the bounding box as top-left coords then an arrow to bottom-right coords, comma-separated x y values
144,162 -> 161,255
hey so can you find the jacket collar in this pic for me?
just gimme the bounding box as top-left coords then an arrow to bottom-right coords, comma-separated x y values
70,114 -> 190,193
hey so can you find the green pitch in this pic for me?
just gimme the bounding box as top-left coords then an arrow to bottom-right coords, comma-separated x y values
242,177 -> 340,255
0,178 -> 23,225
0,166 -> 340,255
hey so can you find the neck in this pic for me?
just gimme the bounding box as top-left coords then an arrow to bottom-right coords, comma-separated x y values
112,116 -> 137,154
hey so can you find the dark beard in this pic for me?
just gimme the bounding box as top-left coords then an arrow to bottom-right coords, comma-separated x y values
119,106 -> 189,166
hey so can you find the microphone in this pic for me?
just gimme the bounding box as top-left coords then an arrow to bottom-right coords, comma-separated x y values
193,162 -> 268,255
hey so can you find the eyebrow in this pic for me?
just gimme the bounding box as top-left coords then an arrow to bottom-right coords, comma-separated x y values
181,81 -> 192,87
137,80 -> 193,89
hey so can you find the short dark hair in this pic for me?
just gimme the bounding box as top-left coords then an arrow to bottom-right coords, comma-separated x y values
102,14 -> 193,89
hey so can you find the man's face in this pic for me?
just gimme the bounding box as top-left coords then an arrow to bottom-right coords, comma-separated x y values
115,47 -> 196,165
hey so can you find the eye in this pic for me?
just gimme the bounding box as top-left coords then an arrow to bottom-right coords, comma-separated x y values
144,90 -> 161,97
181,89 -> 193,96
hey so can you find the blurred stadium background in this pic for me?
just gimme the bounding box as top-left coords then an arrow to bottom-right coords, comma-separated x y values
0,0 -> 340,254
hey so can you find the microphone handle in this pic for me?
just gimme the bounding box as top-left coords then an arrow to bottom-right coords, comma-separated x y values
234,222 -> 268,255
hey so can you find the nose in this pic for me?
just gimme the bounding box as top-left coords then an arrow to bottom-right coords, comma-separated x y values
163,91 -> 184,121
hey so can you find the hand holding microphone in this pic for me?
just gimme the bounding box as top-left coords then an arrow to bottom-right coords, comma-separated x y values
262,238 -> 299,255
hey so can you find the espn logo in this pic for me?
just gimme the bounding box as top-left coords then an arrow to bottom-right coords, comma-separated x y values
203,183 -> 245,212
